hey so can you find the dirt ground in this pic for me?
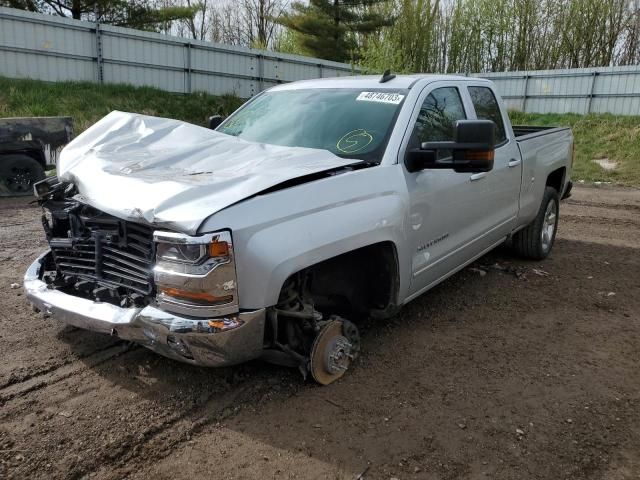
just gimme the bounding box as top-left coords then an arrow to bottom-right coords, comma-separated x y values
1,185 -> 639,480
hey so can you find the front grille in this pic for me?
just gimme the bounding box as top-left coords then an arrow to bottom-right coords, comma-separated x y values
48,214 -> 155,296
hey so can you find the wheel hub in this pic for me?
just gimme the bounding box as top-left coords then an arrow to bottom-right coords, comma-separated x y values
310,319 -> 360,385
325,336 -> 353,374
7,167 -> 35,192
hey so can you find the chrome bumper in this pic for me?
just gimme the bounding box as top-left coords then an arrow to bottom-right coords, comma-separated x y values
24,251 -> 265,367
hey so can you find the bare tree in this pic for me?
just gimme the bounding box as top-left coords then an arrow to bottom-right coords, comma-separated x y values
242,0 -> 289,48
183,0 -> 288,46
618,0 -> 640,64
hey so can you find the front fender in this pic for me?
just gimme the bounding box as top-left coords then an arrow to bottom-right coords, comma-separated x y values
199,165 -> 409,309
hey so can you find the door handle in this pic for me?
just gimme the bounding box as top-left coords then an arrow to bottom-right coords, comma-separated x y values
470,172 -> 487,182
508,158 -> 522,168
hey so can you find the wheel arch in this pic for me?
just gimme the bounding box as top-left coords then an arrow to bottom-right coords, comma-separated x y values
546,166 -> 566,194
0,144 -> 47,170
273,240 -> 401,319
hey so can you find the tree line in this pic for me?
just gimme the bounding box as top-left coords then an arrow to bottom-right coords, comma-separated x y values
2,0 -> 639,72
362,0 -> 640,73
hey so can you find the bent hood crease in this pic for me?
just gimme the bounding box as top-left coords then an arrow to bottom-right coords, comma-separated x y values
58,111 -> 361,235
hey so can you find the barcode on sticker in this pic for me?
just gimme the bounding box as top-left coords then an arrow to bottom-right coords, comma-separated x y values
356,92 -> 405,104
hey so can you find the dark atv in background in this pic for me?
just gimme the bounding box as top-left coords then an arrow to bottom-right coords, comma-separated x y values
0,117 -> 73,196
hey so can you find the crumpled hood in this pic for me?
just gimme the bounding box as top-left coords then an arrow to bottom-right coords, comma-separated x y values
58,111 -> 360,235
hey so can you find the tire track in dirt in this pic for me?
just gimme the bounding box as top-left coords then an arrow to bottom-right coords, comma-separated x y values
562,213 -> 640,228
0,334 -> 297,480
0,343 -> 135,403
566,199 -> 640,212
77,377 -> 294,480
0,316 -> 122,392
65,387 -> 246,480
0,340 -> 128,391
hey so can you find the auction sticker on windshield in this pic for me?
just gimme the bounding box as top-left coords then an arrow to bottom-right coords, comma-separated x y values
356,92 -> 405,104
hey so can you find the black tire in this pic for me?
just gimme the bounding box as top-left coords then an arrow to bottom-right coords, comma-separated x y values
512,186 -> 560,260
0,154 -> 46,196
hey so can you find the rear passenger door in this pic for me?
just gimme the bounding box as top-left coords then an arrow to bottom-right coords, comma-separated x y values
467,85 -> 522,239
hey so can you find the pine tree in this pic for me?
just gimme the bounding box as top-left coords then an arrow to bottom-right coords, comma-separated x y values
277,0 -> 393,63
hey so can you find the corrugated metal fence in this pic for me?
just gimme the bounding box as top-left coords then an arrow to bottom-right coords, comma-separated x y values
475,66 -> 640,116
1,7 -> 639,115
0,7 -> 357,98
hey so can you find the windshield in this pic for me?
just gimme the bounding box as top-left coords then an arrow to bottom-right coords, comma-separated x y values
217,88 -> 408,163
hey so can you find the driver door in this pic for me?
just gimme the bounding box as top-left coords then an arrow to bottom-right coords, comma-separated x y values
402,83 -> 500,299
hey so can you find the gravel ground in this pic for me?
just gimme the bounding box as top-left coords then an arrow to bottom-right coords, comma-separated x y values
1,185 -> 639,480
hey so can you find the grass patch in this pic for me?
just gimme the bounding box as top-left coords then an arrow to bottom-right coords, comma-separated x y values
0,76 -> 243,133
509,112 -> 640,186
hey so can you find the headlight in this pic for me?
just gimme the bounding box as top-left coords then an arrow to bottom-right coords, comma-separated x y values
156,242 -> 207,264
156,235 -> 231,265
154,231 -> 231,275
153,230 -> 238,317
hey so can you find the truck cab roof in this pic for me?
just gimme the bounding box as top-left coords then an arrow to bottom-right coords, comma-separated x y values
270,74 -> 490,91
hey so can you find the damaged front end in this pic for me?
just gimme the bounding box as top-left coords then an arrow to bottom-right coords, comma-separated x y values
25,177 -> 265,367
36,177 -> 155,308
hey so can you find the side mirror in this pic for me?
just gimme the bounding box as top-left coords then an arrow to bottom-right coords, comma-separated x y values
208,115 -> 225,130
405,120 -> 496,173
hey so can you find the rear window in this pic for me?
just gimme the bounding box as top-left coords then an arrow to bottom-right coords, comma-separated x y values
468,86 -> 507,145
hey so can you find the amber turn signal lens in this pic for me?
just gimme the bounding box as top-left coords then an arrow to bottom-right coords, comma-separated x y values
160,287 -> 232,305
465,150 -> 495,161
209,241 -> 230,258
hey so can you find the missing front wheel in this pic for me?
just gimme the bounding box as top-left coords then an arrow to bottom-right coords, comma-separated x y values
262,277 -> 360,384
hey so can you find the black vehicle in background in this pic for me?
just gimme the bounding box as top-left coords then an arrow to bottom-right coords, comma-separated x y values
0,117 -> 73,196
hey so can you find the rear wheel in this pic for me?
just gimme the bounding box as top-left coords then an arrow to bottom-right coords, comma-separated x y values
512,186 -> 559,260
0,155 -> 45,196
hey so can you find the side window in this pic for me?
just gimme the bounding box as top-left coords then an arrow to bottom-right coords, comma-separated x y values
468,86 -> 507,145
411,87 -> 466,151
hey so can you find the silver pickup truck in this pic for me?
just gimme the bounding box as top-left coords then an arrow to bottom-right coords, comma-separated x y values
25,74 -> 573,384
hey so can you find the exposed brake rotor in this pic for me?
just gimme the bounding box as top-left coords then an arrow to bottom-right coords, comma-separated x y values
310,318 -> 360,385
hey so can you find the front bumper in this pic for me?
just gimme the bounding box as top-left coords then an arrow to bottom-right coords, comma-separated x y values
24,251 -> 266,367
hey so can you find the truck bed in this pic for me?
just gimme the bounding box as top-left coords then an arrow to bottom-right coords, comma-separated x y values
514,123 -> 574,216
513,125 -> 571,141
